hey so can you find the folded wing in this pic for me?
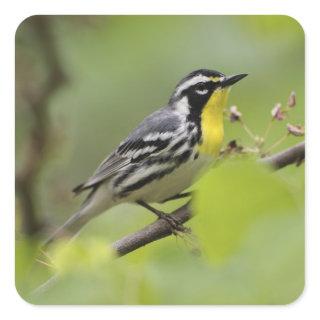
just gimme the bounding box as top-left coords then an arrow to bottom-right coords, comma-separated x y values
73,107 -> 182,194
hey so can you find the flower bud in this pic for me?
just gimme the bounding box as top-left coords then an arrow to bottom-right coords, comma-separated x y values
287,123 -> 304,136
271,103 -> 285,120
287,91 -> 296,108
229,105 -> 242,122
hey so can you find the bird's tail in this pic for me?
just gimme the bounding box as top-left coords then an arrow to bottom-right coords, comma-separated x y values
42,187 -> 115,248
42,210 -> 93,248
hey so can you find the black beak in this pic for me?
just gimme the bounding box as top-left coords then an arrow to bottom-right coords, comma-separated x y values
221,73 -> 248,88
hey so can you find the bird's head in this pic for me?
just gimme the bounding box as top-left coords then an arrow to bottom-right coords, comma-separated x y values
170,69 -> 247,156
169,69 -> 247,117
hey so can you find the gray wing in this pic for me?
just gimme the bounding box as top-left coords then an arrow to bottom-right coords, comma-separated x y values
73,107 -> 181,194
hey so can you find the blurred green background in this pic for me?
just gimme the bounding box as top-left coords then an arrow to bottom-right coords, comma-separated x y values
15,16 -> 304,304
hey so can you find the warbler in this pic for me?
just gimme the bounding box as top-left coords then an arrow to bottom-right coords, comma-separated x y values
45,69 -> 247,245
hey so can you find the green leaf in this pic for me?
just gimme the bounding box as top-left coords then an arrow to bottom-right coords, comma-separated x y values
192,159 -> 300,264
51,237 -> 114,274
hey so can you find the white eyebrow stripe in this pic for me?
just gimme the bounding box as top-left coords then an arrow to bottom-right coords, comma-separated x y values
174,75 -> 210,97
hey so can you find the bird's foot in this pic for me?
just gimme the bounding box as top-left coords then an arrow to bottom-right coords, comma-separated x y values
156,211 -> 190,235
136,200 -> 190,235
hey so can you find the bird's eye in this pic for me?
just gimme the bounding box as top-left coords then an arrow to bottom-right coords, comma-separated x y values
195,83 -> 209,95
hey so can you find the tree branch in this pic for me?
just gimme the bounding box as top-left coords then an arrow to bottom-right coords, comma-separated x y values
260,141 -> 305,169
16,16 -> 67,235
112,202 -> 191,256
111,141 -> 305,257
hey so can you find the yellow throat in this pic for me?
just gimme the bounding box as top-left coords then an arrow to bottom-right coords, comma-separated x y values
198,88 -> 230,156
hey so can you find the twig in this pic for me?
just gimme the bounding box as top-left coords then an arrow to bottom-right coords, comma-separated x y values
31,274 -> 60,297
16,16 -> 67,235
112,202 -> 191,257
260,141 -> 305,169
111,141 -> 305,257
263,133 -> 289,154
239,119 -> 256,141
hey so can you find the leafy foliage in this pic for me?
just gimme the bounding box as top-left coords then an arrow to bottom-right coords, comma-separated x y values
16,159 -> 304,304
192,160 -> 300,263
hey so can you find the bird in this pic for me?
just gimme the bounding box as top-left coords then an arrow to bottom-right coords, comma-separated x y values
44,69 -> 247,246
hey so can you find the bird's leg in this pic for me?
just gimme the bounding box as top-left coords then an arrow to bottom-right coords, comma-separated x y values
136,200 -> 189,234
161,192 -> 192,203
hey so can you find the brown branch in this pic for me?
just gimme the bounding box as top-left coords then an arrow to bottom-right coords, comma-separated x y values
111,141 -> 305,257
112,203 -> 191,256
16,16 -> 67,235
260,141 -> 305,169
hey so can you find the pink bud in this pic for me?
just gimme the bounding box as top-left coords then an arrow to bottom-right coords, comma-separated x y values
271,103 -> 285,121
287,91 -> 296,108
287,123 -> 304,136
229,105 -> 242,122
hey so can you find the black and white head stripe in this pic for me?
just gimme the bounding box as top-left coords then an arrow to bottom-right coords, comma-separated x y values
173,74 -> 212,97
170,69 -> 225,101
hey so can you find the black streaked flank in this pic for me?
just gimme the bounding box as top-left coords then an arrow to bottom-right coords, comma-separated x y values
187,123 -> 195,132
188,133 -> 198,147
113,164 -> 139,188
170,137 -> 188,152
116,150 -> 193,197
118,166 -> 176,198
174,150 -> 192,165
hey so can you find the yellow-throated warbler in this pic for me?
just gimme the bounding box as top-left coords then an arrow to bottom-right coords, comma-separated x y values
45,69 -> 247,245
